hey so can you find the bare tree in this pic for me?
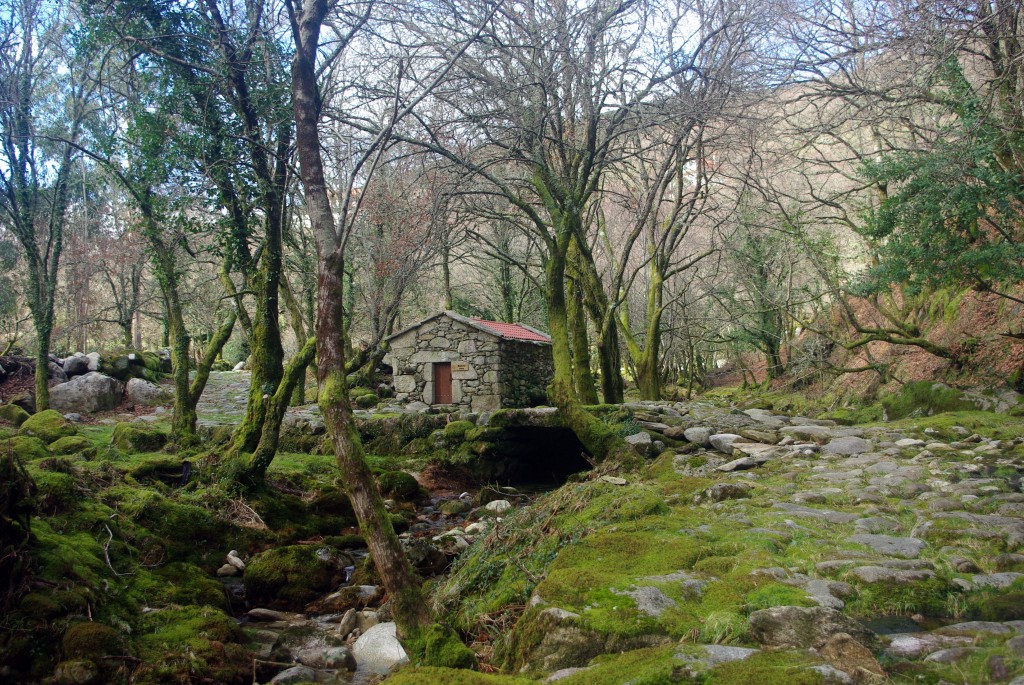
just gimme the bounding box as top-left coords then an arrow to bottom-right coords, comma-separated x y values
0,0 -> 97,409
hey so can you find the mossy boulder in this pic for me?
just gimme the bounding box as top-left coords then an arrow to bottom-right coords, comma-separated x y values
377,470 -> 425,502
443,420 -> 475,442
52,659 -> 101,685
0,402 -> 31,426
406,624 -> 478,669
20,410 -> 77,443
881,382 -> 981,420
976,592 -> 1024,621
440,499 -> 472,515
110,422 -> 167,452
133,563 -> 230,611
62,622 -> 123,660
101,487 -> 222,564
244,545 -> 354,611
106,350 -> 165,383
48,436 -> 96,457
5,435 -> 51,461
355,392 -> 380,409
135,605 -> 250,685
31,470 -> 78,514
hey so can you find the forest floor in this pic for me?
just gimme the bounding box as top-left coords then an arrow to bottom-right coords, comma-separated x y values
2,374 -> 1024,685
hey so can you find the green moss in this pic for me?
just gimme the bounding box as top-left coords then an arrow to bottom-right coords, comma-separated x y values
707,649 -> 825,685
688,455 -> 708,469
127,456 -> 187,483
62,622 -> 123,659
101,486 -> 223,564
550,645 -> 681,685
378,470 -> 425,501
465,426 -> 502,442
48,435 -> 96,457
387,667 -> 533,685
881,381 -> 980,420
29,470 -> 78,514
135,605 -> 250,684
243,544 -> 348,610
745,583 -> 815,611
846,575 -> 950,616
440,500 -> 472,515
871,411 -> 1024,441
0,402 -> 31,426
976,591 -> 1024,620
132,563 -> 229,611
4,435 -> 51,461
407,624 -> 478,669
355,392 -> 380,408
110,422 -> 167,452
357,413 -> 447,454
443,420 -> 475,442
20,410 -> 77,443
19,592 -> 62,620
692,556 -> 736,575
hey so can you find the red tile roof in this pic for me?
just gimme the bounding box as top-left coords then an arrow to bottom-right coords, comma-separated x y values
469,318 -> 552,343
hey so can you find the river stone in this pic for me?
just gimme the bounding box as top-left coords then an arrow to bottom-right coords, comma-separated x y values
698,644 -> 759,666
850,566 -> 936,584
696,482 -> 752,503
716,456 -> 758,472
126,378 -> 171,406
269,665 -> 318,684
810,665 -> 854,684
780,425 -> 833,441
709,433 -> 742,454
748,606 -> 876,649
818,632 -> 885,683
683,427 -> 714,446
86,352 -> 101,371
937,621 -> 1013,636
895,438 -> 926,448
485,499 -> 512,514
49,372 -> 124,413
613,586 -> 677,617
772,503 -> 860,524
886,633 -> 973,659
822,436 -> 873,455
625,431 -> 653,455
352,622 -> 409,674
972,572 -> 1023,589
924,647 -> 976,664
846,534 -> 925,559
297,645 -> 355,670
854,517 -> 901,534
804,579 -> 844,609
546,667 -> 593,682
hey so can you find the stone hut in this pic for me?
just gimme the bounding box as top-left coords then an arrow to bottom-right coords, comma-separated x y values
384,311 -> 553,412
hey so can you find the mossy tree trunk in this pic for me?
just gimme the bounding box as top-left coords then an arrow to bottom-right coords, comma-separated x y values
542,217 -> 635,464
620,258 -> 665,400
245,336 -> 316,482
567,267 -> 599,405
289,0 -> 432,638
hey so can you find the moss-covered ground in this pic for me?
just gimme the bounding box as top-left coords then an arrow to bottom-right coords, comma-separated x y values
3,378 -> 1024,684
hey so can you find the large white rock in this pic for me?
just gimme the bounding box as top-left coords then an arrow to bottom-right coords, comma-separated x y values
709,433 -> 742,454
126,378 -> 171,406
352,622 -> 409,674
49,372 -> 123,413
